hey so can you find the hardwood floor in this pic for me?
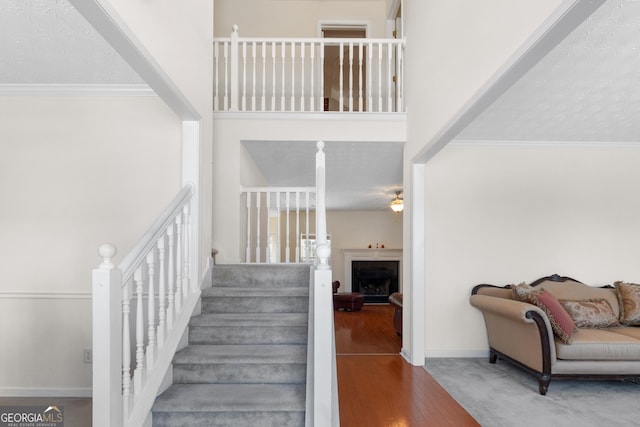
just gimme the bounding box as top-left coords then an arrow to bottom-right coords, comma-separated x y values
335,304 -> 479,427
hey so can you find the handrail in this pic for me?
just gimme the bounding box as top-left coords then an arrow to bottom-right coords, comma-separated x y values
119,183 -> 194,281
92,183 -> 200,427
214,25 -> 405,113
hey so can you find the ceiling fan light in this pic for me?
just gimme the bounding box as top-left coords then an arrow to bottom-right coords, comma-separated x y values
390,194 -> 404,212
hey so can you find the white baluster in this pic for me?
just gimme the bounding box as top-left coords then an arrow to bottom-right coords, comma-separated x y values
223,41 -> 229,110
290,42 -> 296,111
146,252 -> 156,370
280,42 -> 286,111
157,236 -> 166,347
367,42 -> 373,112
242,41 -> 247,111
397,41 -> 403,112
285,191 -> 291,262
133,266 -> 145,395
300,42 -> 306,112
230,25 -> 239,111
166,226 -> 175,328
320,41 -> 325,111
305,191 -> 310,261
276,192 -> 281,263
295,191 -> 300,262
183,204 -> 191,294
214,41 -> 220,110
358,42 -> 363,112
386,42 -> 392,112
266,192 -> 272,263
175,215 -> 183,312
339,42 -> 344,112
349,42 -> 354,112
246,191 -> 252,262
256,191 -> 261,262
271,42 -> 276,111
310,43 -> 315,112
122,279 -> 131,422
252,42 -> 257,111
261,42 -> 266,111
377,42 -> 382,112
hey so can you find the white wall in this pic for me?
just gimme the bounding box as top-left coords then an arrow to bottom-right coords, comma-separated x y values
425,143 -> 640,356
104,0 -> 214,278
0,95 -> 182,395
402,0 -> 570,363
328,210 -> 402,287
214,0 -> 388,38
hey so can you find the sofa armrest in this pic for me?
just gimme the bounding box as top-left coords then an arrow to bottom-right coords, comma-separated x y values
470,294 -> 556,374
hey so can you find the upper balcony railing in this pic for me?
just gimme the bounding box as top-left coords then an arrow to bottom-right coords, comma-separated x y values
213,26 -> 405,113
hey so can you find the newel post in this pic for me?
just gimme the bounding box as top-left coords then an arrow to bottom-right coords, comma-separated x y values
92,243 -> 123,427
229,25 -> 240,111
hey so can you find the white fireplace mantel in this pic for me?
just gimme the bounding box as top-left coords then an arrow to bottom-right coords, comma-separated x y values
343,249 -> 403,293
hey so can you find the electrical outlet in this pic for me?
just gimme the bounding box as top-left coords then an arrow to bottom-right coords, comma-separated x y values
83,349 -> 92,364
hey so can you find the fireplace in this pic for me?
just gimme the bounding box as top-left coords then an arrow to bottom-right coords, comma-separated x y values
351,260 -> 399,303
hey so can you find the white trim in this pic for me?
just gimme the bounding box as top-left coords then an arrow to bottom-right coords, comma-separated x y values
450,139 -> 640,149
0,84 -> 154,97
318,21 -> 370,38
343,249 -> 402,293
0,387 -> 92,398
0,292 -> 91,300
213,111 -> 407,122
67,0 -> 200,120
424,350 -> 489,360
408,163 -> 425,366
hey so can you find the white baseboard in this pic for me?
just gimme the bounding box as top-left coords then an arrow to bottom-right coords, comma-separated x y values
424,349 -> 490,362
0,387 -> 92,398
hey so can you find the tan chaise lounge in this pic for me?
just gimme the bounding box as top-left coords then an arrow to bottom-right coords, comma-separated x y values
470,274 -> 640,395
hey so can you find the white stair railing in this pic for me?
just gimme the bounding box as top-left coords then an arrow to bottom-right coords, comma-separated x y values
214,26 -> 405,113
92,183 -> 201,427
241,187 -> 316,263
306,141 -> 339,426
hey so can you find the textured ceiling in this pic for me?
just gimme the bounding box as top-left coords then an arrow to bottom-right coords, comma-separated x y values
456,0 -> 640,143
242,140 -> 404,211
0,0 -> 142,84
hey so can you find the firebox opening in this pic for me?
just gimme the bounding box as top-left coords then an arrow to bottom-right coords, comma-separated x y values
351,260 -> 399,303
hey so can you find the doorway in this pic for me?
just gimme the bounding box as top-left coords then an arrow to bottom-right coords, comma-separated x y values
321,26 -> 367,111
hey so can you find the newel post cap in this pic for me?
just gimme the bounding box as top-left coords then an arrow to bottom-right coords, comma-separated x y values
98,243 -> 117,269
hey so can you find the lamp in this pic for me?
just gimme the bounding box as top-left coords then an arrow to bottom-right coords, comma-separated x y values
390,191 -> 404,212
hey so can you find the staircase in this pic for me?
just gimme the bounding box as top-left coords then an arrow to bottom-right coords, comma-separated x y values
152,264 -> 312,426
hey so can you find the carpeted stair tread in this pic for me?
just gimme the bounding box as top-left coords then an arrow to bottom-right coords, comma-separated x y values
202,286 -> 309,297
153,383 -> 306,412
211,264 -> 311,287
174,344 -> 307,364
189,312 -> 308,327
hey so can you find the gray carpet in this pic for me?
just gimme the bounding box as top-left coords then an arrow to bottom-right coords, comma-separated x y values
424,358 -> 640,427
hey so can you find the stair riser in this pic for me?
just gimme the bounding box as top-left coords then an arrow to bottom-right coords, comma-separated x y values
173,364 -> 306,384
189,326 -> 308,345
153,411 -> 305,427
212,265 -> 311,288
202,297 -> 309,313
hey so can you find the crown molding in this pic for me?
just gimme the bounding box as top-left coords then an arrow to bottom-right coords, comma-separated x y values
0,83 -> 155,96
450,139 -> 640,149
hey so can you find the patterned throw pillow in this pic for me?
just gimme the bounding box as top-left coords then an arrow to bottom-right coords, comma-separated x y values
511,282 -> 540,303
560,299 -> 621,328
614,281 -> 640,326
530,290 -> 576,344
